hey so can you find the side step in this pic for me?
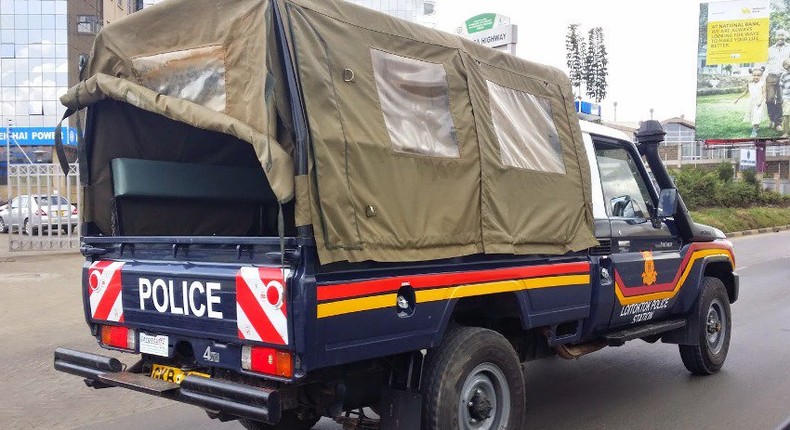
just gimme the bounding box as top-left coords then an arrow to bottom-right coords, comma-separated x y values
604,319 -> 686,347
98,372 -> 180,395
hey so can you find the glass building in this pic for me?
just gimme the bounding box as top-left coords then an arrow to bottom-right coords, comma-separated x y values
346,0 -> 436,26
0,0 -> 69,129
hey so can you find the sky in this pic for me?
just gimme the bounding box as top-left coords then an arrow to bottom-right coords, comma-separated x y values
434,0 -> 707,123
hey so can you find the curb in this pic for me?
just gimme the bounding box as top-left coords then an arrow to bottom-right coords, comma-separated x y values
727,224 -> 790,237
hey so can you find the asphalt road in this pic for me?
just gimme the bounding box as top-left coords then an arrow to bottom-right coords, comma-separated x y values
1,231 -> 788,430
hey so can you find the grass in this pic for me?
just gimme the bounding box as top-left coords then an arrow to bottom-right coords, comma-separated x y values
690,206 -> 790,233
695,92 -> 785,140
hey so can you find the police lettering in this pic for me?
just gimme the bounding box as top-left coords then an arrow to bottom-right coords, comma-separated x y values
619,298 -> 670,317
138,278 -> 223,319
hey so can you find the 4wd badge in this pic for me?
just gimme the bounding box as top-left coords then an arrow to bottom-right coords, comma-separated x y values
641,251 -> 657,285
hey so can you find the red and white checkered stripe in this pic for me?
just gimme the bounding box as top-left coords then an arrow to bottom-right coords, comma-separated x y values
236,267 -> 289,345
87,261 -> 125,323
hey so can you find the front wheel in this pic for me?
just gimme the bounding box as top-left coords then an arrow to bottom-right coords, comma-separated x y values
239,411 -> 320,430
679,276 -> 732,375
422,326 -> 525,430
0,217 -> 7,233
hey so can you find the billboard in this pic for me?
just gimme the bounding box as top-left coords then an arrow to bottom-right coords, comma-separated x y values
0,127 -> 78,146
695,0 -> 783,140
456,13 -> 518,55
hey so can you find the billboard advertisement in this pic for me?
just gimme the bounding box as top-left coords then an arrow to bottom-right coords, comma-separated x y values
695,0 -> 783,140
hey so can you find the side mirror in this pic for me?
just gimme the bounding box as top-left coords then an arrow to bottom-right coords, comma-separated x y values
656,188 -> 678,218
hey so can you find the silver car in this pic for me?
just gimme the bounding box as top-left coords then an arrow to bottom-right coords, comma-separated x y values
0,195 -> 79,235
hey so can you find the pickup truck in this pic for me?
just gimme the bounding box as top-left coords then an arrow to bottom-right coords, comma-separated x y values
53,1 -> 737,429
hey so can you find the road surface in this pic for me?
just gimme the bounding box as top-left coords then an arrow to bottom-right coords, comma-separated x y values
1,231 -> 788,429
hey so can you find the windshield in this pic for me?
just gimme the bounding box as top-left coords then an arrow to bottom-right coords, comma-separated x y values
34,196 -> 70,206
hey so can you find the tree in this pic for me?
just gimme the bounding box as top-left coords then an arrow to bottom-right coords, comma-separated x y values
584,27 -> 608,103
565,24 -> 586,99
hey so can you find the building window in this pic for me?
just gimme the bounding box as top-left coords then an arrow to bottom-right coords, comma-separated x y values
77,15 -> 101,34
0,44 -> 14,58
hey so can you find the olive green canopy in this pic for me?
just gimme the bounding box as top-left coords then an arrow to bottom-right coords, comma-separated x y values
62,0 -> 598,264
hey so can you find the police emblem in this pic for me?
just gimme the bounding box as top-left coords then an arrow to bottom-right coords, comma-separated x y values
641,251 -> 657,285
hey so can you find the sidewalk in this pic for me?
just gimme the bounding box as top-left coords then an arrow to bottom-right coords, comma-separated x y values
727,224 -> 790,237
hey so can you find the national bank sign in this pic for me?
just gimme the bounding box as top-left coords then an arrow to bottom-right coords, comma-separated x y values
0,127 -> 78,146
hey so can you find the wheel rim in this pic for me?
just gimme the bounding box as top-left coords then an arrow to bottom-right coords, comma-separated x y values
24,220 -> 30,235
0,218 -> 5,232
458,362 -> 510,430
706,298 -> 726,354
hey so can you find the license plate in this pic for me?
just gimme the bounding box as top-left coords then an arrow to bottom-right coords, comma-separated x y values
150,364 -> 209,384
139,332 -> 169,357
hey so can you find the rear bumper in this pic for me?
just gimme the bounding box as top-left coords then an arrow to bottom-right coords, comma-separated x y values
53,347 -> 281,424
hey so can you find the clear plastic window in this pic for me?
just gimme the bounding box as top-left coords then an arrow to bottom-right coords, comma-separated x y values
132,45 -> 226,112
370,48 -> 459,158
486,81 -> 565,173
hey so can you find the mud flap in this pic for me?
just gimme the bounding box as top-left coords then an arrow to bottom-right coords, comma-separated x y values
379,388 -> 421,430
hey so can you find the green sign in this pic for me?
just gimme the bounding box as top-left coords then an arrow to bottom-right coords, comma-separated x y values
465,13 -> 497,34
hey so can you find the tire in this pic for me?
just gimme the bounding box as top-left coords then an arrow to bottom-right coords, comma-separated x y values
679,277 -> 732,375
23,218 -> 33,236
239,411 -> 320,430
0,217 -> 7,233
422,326 -> 525,430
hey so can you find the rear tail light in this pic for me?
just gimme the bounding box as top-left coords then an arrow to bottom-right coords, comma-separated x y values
35,209 -> 45,216
100,325 -> 137,351
72,207 -> 78,215
241,346 -> 293,378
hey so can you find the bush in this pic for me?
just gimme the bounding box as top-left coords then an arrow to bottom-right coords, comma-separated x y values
715,162 -> 734,183
695,87 -> 743,96
741,168 -> 759,187
672,167 -> 718,209
715,180 -> 758,207
672,165 -> 790,209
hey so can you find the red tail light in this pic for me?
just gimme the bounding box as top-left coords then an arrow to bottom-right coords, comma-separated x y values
100,325 -> 137,351
35,209 -> 45,216
72,207 -> 78,215
241,346 -> 293,378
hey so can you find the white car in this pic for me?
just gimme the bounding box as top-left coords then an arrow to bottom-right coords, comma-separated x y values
1,195 -> 78,235
0,203 -> 7,233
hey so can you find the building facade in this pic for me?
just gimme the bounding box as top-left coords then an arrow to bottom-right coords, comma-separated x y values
1,0 -> 134,185
1,0 -> 70,129
346,0 -> 435,26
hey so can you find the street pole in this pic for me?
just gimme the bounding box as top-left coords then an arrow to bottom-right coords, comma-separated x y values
6,119 -> 10,207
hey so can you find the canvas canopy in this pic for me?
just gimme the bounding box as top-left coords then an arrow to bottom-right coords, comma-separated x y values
63,0 -> 598,264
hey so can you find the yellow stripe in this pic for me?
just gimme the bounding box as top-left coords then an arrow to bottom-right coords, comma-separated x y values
417,274 -> 590,303
317,274 -> 590,319
614,249 -> 733,306
317,293 -> 397,319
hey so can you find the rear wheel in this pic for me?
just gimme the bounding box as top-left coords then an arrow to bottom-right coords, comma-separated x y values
239,411 -> 320,430
679,277 -> 732,375
422,326 -> 525,430
23,218 -> 34,236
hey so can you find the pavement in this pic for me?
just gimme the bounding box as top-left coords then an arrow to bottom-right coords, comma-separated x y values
1,230 -> 789,430
727,224 -> 790,237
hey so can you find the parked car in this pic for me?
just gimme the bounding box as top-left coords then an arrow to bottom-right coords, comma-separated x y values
2,195 -> 78,235
0,203 -> 7,233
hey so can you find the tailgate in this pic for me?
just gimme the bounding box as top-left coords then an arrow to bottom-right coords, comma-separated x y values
86,260 -> 291,347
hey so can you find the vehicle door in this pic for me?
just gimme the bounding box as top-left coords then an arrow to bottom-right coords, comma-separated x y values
592,138 -> 683,328
20,196 -> 31,225
8,197 -> 20,227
